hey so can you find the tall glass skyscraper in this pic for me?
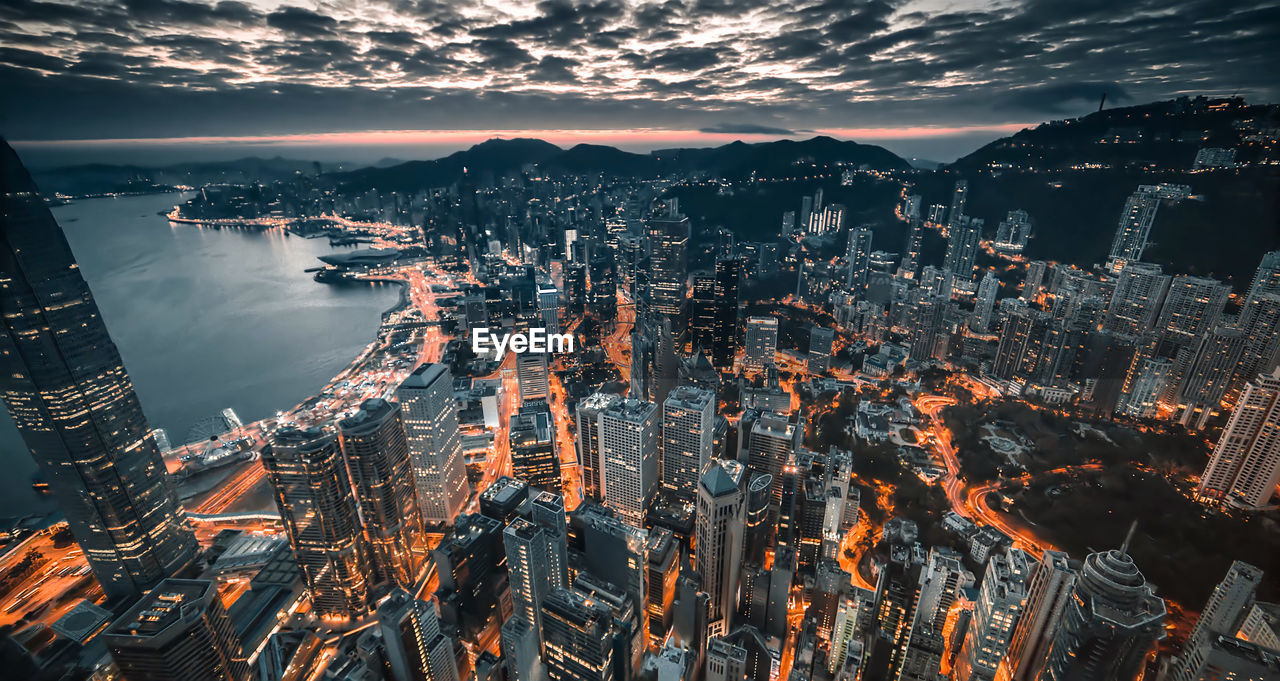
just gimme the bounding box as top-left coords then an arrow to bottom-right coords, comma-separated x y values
0,139 -> 196,601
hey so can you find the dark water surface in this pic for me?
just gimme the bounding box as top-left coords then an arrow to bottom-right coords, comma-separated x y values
0,192 -> 398,517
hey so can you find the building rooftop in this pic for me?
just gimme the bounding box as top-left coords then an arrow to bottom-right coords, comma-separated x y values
107,579 -> 213,638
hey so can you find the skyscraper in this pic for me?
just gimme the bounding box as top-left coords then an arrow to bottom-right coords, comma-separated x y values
397,364 -> 471,524
1036,541 -> 1166,681
538,282 -> 561,334
645,527 -> 680,649
1178,325 -> 1245,429
662,385 -> 716,502
947,179 -> 968,227
264,427 -> 371,619
103,579 -> 249,681
943,215 -> 982,286
377,589 -> 461,681
847,226 -> 873,291
971,271 -> 1000,332
1119,356 -> 1173,419
509,400 -> 561,490
1198,367 -> 1280,509
1007,550 -> 1076,681
747,411 -> 802,508
1106,184 -> 1191,274
691,272 -> 718,353
599,397 -> 659,528
505,517 -> 558,636
994,209 -> 1032,252
541,587 -> 619,681
1106,261 -> 1172,336
713,257 -> 741,369
1173,561 -> 1264,681
743,316 -> 779,373
576,392 -> 621,501
516,350 -> 550,402
338,398 -> 428,590
697,459 -> 746,637
0,140 -> 196,601
809,326 -> 835,372
956,548 -> 1031,681
1157,275 -> 1230,345
647,214 -> 690,317
900,197 -> 924,279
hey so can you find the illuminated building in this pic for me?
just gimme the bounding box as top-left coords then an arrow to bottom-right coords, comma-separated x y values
1237,292 -> 1280,388
564,262 -> 587,316
994,209 -> 1032,252
1198,367 -> 1280,508
743,316 -> 779,374
516,350 -> 550,401
1244,250 -> 1280,306
808,203 -> 846,235
646,213 -> 690,317
972,271 -> 1000,332
397,364 -> 471,525
576,392 -> 621,502
0,141 -> 196,600
1007,550 -> 1076,681
574,572 -> 645,678
943,215 -> 983,287
509,400 -> 560,490
1178,636 -> 1280,680
691,272 -> 718,353
1105,261 -> 1171,336
377,589 -> 461,681
573,502 -> 649,640
264,427 -> 371,619
1177,326 -> 1245,429
541,587 -> 619,681
588,250 -> 617,323
956,548 -> 1031,681
1173,561 -> 1263,681
1106,184 -> 1191,274
1237,602 -> 1280,650
103,579 -> 248,681
706,636 -> 749,681
1035,540 -> 1166,681
746,411 -> 802,508
1157,275 -> 1230,345
478,475 -> 529,524
599,397 -> 659,528
697,459 -> 746,637
1119,356 -> 1173,419
501,616 -> 541,681
662,385 -> 715,502
504,517 -> 559,636
537,282 -> 560,334
947,179 -> 969,227
645,527 -> 680,649
433,513 -> 504,635
743,473 -> 773,565
900,204 -> 924,279
338,398 -> 427,590
713,257 -> 741,369
809,326 -> 835,372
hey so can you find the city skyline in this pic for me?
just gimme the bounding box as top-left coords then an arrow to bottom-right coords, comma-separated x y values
0,4 -> 1278,678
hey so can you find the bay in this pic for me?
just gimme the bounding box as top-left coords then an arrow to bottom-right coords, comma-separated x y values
0,192 -> 399,517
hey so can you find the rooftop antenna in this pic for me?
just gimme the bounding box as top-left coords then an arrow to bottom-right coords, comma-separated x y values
1120,520 -> 1138,554
1098,92 -> 1107,112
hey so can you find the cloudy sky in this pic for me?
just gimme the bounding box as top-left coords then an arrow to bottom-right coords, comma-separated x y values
2,0 -> 1277,164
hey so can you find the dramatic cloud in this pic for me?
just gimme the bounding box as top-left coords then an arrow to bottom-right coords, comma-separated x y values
0,0 -> 1275,143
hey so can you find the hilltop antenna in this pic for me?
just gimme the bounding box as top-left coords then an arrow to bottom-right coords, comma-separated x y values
1120,520 -> 1138,554
1098,92 -> 1107,112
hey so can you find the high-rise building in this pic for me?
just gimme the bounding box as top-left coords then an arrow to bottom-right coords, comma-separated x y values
647,214 -> 690,317
956,548 -> 1031,681
662,386 -> 716,502
264,427 -> 371,619
809,203 -> 846,235
1198,367 -> 1280,508
1107,184 -> 1191,273
599,398 -> 660,528
1173,561 -> 1264,681
377,589 -> 461,681
943,215 -> 982,285
1178,325 -> 1246,429
1158,275 -> 1231,345
1119,356 -> 1173,419
509,400 -> 561,490
645,527 -> 680,649
1245,250 -> 1280,307
713,257 -> 741,369
847,226 -> 873,291
747,411 -> 802,508
947,180 -> 968,227
588,250 -> 618,323
397,364 -> 471,524
501,615 -> 541,681
971,271 -> 1000,332
1237,292 -> 1280,387
1178,635 -> 1280,680
0,141 -> 196,600
103,579 -> 248,681
538,282 -> 561,334
505,517 -> 558,636
565,262 -> 587,316
809,326 -> 835,372
516,350 -> 550,402
1237,602 -> 1280,650
691,272 -> 718,353
1006,550 -> 1076,681
576,392 -> 621,501
900,197 -> 923,279
994,209 -> 1032,252
338,398 -> 428,590
697,459 -> 746,637
1036,542 -> 1166,681
743,316 -> 779,373
1106,261 -> 1172,336
541,587 -> 619,681
706,637 -> 749,681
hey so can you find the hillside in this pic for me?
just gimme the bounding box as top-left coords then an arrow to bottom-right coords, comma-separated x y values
950,96 -> 1279,172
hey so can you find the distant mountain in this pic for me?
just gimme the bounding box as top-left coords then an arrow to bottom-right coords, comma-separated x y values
330,135 -> 911,191
31,156 -> 329,195
950,96 -> 1279,172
